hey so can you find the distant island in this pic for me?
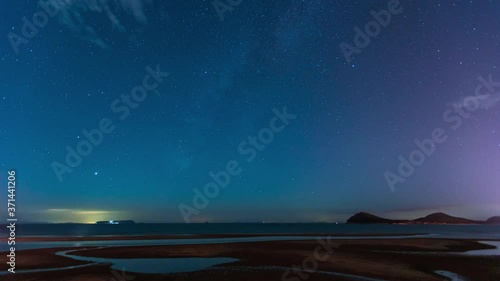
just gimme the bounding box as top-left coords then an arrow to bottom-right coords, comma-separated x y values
95,220 -> 135,224
346,212 -> 500,225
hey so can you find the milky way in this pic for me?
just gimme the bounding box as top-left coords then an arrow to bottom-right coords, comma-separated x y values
1,0 -> 499,223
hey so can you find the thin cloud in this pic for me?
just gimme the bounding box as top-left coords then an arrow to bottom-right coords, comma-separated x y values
381,203 -> 500,220
46,208 -> 119,214
55,0 -> 153,48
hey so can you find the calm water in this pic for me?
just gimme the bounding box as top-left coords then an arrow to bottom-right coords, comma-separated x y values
1,223 -> 500,238
0,247 -> 238,275
57,249 -> 238,274
1,234 -> 432,251
464,241 -> 500,256
435,271 -> 469,281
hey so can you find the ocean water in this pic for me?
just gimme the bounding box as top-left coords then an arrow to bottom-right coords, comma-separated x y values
0,234 -> 431,251
1,223 -> 499,238
1,224 -> 496,279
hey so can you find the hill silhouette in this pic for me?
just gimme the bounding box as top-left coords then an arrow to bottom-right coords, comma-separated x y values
346,212 -> 408,224
346,212 -> 496,225
486,216 -> 500,224
412,212 -> 480,224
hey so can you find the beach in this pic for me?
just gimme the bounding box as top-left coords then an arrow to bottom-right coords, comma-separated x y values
2,234 -> 499,281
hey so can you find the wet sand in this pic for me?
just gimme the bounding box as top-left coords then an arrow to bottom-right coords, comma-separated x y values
1,236 -> 499,281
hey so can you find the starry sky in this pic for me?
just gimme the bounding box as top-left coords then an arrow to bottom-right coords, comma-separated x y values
1,0 -> 499,223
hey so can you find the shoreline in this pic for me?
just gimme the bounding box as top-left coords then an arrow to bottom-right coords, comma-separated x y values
1,236 -> 499,281
1,232 -> 427,242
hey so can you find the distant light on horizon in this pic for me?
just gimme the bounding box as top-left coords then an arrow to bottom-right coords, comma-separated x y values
43,209 -> 126,223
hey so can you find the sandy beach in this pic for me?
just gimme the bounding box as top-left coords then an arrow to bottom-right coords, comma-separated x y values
2,235 -> 499,281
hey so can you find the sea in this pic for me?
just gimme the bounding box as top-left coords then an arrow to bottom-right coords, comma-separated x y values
1,223 -> 500,238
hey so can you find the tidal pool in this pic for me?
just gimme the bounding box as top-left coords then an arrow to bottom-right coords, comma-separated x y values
57,249 -> 238,274
464,241 -> 500,256
435,270 -> 469,281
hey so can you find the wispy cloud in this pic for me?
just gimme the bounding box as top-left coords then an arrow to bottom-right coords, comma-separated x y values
381,203 -> 500,220
46,208 -> 120,214
44,208 -> 124,223
55,0 -> 153,48
118,0 -> 149,24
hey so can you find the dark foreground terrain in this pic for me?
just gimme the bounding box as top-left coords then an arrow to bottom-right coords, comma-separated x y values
2,235 -> 499,281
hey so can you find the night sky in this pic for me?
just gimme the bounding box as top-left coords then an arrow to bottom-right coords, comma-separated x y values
1,0 -> 499,223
